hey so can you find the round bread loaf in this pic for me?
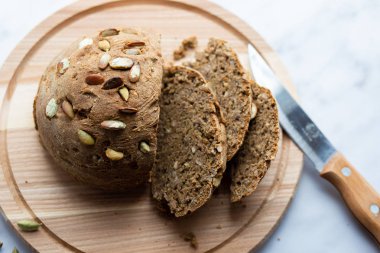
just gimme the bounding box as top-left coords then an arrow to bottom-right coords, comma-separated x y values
151,66 -> 227,217
188,38 -> 252,161
230,82 -> 280,202
33,28 -> 163,191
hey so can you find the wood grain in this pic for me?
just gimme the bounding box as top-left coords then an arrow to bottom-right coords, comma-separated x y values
321,152 -> 380,243
0,0 -> 303,252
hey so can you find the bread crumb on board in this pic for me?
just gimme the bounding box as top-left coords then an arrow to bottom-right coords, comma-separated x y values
181,232 -> 198,249
173,36 -> 198,60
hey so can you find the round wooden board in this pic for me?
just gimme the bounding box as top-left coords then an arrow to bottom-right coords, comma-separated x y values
0,0 -> 303,252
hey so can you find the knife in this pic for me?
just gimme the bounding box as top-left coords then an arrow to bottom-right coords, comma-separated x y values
248,44 -> 380,243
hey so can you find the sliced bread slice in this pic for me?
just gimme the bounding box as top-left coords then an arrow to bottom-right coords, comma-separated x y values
151,66 -> 227,217
188,38 -> 252,160
230,82 -> 280,202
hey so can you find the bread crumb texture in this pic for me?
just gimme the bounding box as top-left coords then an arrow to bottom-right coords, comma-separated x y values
173,36 -> 198,60
188,38 -> 252,161
151,66 -> 227,217
230,82 -> 280,202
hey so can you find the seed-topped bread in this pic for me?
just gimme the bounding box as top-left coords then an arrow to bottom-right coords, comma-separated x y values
33,28 -> 163,191
188,38 -> 252,161
151,66 -> 227,217
230,82 -> 280,202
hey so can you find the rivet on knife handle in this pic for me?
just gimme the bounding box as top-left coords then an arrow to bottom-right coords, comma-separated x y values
320,152 -> 380,243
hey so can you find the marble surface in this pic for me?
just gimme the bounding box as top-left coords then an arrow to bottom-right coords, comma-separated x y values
0,0 -> 379,252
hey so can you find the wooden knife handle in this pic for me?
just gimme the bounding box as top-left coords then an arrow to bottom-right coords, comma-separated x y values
320,152 -> 380,243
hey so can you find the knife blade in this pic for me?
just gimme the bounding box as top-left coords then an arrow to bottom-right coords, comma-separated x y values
248,44 -> 380,243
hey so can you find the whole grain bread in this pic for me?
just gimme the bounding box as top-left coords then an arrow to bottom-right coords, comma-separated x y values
34,28 -> 163,191
230,82 -> 280,202
173,36 -> 198,60
188,38 -> 252,160
151,66 -> 227,217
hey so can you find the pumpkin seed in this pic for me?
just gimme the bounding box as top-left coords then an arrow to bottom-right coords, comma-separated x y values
100,28 -> 119,37
125,41 -> 145,48
17,219 -> 42,232
250,103 -> 257,120
139,141 -> 150,153
100,120 -> 126,130
77,130 -> 95,145
128,64 -> 140,83
85,73 -> 105,85
124,48 -> 140,55
212,177 -> 222,187
62,100 -> 74,119
110,57 -> 133,70
119,106 -> 138,114
12,247 -> 19,253
98,39 -> 110,51
98,53 -> 111,70
118,87 -> 129,101
45,98 -> 58,118
103,77 -> 123,90
57,58 -> 70,74
79,37 -> 93,49
105,148 -> 124,160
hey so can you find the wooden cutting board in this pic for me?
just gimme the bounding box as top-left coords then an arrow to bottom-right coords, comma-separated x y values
0,0 -> 303,252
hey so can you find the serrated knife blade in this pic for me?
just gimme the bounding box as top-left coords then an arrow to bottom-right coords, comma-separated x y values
247,44 -> 380,243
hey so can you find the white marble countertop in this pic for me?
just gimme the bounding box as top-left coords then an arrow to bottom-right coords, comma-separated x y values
0,0 -> 379,252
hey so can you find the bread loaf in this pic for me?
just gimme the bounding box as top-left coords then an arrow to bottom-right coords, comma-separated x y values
34,28 -> 163,191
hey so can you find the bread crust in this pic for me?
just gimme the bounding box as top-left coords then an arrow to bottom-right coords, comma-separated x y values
34,28 -> 163,191
151,66 -> 227,217
188,38 -> 252,160
230,82 -> 280,202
